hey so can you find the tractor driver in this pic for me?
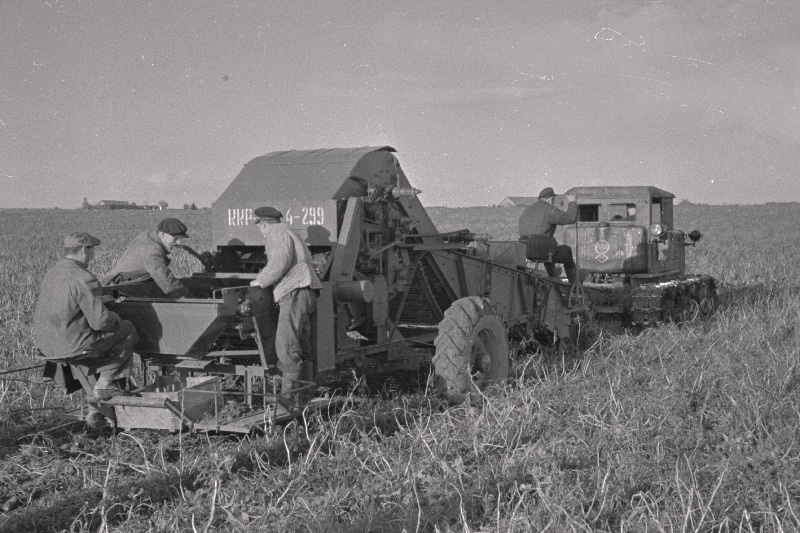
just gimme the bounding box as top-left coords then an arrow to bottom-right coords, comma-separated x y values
33,233 -> 138,412
102,217 -> 191,298
518,187 -> 579,284
249,206 -> 322,393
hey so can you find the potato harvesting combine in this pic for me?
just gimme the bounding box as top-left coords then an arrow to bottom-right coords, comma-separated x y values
34,146 -> 715,433
68,146 -> 584,432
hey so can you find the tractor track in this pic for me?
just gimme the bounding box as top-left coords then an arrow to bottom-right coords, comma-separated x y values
630,275 -> 717,325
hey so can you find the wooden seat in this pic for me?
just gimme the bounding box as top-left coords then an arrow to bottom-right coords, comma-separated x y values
67,363 -> 99,396
40,351 -> 123,423
41,350 -> 105,397
520,236 -> 555,267
520,236 -> 564,277
527,251 -> 555,271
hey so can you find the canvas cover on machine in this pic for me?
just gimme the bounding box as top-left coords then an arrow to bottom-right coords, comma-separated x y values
211,146 -> 435,247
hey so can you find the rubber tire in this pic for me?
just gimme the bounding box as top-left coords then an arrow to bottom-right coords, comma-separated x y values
432,297 -> 510,404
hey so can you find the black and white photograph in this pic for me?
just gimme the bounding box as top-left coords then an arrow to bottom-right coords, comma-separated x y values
1,1 -> 798,531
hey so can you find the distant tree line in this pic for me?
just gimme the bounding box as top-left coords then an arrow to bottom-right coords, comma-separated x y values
81,198 -> 205,210
82,198 -> 169,210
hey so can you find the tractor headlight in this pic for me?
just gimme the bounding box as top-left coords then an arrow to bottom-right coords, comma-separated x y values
649,222 -> 667,239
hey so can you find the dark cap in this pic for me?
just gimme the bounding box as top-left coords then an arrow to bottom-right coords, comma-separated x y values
538,187 -> 556,199
64,232 -> 101,247
157,218 -> 189,238
252,206 -> 283,223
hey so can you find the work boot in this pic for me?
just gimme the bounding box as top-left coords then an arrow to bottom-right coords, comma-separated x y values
565,265 -> 578,285
297,362 -> 315,405
281,371 -> 301,393
84,401 -> 113,431
280,371 -> 301,411
85,411 -> 109,431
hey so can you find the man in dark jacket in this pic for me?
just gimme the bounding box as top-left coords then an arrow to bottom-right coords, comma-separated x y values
103,217 -> 190,298
518,187 -> 579,283
33,233 -> 138,402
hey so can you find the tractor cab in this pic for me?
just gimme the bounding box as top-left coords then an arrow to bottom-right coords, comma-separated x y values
560,186 -> 693,283
567,186 -> 673,229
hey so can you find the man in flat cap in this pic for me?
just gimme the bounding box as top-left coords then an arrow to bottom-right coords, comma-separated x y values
518,187 -> 579,284
102,217 -> 190,298
33,233 -> 138,410
249,206 -> 322,393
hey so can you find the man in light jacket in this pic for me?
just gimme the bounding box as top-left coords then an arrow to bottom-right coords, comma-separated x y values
249,206 -> 322,392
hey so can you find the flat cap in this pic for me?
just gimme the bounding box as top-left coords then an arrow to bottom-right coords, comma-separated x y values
252,206 -> 283,223
157,218 -> 189,238
538,187 -> 556,199
64,232 -> 101,247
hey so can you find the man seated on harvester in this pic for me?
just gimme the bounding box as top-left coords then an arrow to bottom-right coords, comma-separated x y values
33,233 -> 139,427
518,187 -> 579,284
102,217 -> 191,298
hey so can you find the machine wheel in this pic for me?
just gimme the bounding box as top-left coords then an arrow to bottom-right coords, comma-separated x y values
432,297 -> 510,404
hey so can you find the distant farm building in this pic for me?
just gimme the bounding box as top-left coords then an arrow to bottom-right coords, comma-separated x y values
498,196 -> 537,207
97,200 -> 132,210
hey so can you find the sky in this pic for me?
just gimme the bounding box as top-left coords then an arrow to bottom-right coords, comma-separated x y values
1,0 -> 798,208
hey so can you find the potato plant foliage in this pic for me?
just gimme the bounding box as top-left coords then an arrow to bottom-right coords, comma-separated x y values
0,204 -> 799,532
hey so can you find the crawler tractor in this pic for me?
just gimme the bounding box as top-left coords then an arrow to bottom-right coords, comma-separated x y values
100,147 -> 585,431
558,186 -> 716,325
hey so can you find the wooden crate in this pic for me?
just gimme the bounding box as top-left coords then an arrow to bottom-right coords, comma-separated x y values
107,375 -> 223,431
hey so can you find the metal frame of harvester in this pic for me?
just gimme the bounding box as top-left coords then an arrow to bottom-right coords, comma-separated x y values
98,146 -> 585,432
